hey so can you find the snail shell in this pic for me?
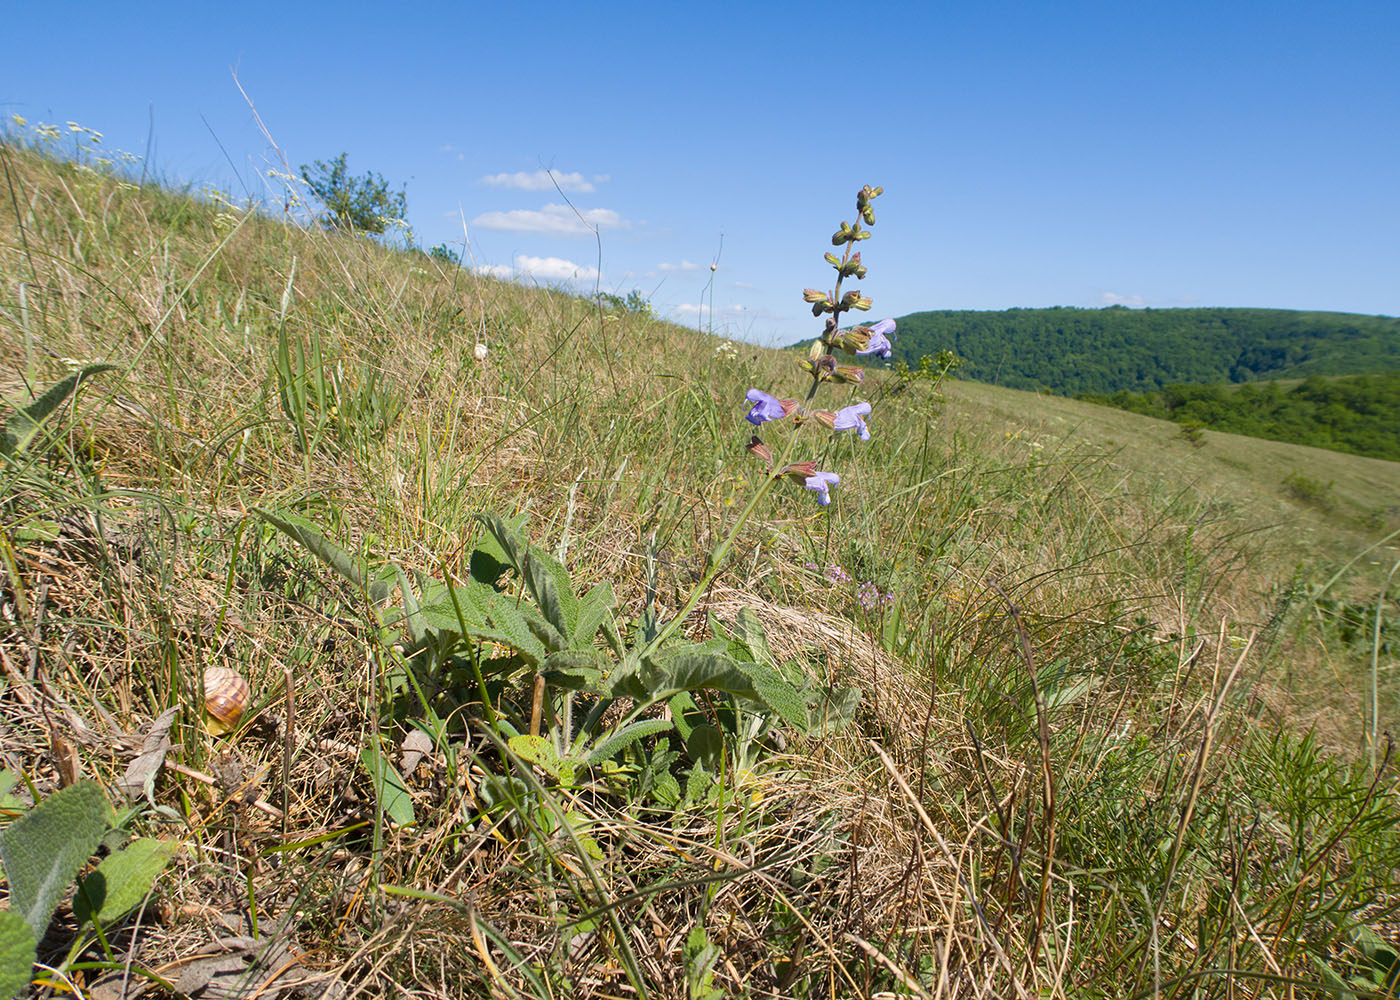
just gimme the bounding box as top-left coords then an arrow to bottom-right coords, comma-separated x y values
203,666 -> 250,734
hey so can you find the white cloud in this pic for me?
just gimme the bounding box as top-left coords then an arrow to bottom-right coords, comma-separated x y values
1099,291 -> 1148,307
473,254 -> 600,284
659,259 -> 699,272
470,203 -> 628,236
517,254 -> 600,282
675,302 -> 748,316
480,169 -> 598,193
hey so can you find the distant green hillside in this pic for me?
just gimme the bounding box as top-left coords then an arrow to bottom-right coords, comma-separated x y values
1080,372 -> 1400,461
893,306 -> 1400,395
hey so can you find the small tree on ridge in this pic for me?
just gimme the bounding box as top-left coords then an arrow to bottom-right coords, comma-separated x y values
298,152 -> 407,235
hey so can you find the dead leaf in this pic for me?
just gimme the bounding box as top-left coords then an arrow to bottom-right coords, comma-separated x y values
400,729 -> 434,775
118,706 -> 179,800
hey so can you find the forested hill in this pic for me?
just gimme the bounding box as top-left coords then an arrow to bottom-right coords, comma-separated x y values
892,306 -> 1400,395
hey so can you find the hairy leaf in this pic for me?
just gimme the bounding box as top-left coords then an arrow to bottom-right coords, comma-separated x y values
73,837 -> 177,926
0,911 -> 35,1000
2,364 -> 116,456
585,720 -> 674,766
0,781 -> 107,939
255,508 -> 368,591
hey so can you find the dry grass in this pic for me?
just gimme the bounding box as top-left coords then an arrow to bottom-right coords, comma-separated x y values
2,141 -> 1399,998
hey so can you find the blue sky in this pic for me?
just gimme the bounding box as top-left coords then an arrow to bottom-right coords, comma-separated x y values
5,1 -> 1397,345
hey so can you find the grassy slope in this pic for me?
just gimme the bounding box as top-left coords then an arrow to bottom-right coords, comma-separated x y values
2,145 -> 1400,998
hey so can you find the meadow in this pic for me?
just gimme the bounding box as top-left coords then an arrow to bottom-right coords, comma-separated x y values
2,135 -> 1399,998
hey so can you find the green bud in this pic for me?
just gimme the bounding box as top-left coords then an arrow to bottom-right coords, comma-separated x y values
839,252 -> 867,279
831,365 -> 864,384
807,340 -> 825,361
836,326 -> 872,353
851,294 -> 873,311
823,252 -> 841,267
831,221 -> 854,246
803,288 -> 829,304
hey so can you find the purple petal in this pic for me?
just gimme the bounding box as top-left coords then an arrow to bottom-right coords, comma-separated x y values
856,318 -> 896,358
803,470 -> 840,506
833,402 -> 872,441
745,388 -> 784,425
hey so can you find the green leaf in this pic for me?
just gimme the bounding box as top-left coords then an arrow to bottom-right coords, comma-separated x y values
808,685 -> 861,737
2,364 -> 116,456
730,659 -> 808,730
477,513 -> 579,641
734,608 -> 774,667
360,743 -> 415,827
255,508 -> 369,591
0,781 -> 107,939
72,838 -> 177,926
653,650 -> 759,702
508,735 -> 576,786
0,911 -> 35,1000
485,594 -> 549,665
585,720 -> 674,766
0,772 -> 24,822
573,582 -> 615,647
685,725 -> 724,771
540,649 -> 603,691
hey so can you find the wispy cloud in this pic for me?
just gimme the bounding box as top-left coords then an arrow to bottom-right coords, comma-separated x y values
480,169 -> 600,193
471,203 -> 628,236
675,302 -> 749,316
474,254 -> 600,284
1099,291 -> 1148,307
659,259 -> 699,272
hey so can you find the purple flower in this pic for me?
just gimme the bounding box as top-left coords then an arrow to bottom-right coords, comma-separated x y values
856,317 -> 896,358
833,402 -> 872,441
804,470 -> 840,506
745,388 -> 796,426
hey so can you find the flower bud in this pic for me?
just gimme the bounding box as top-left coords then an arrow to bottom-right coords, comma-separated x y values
781,461 -> 818,482
831,365 -> 865,384
823,252 -> 841,267
747,436 -> 773,466
836,327 -> 872,353
811,410 -> 837,429
807,339 -> 826,361
851,295 -> 873,311
831,222 -> 853,246
841,290 -> 861,308
803,288 -> 829,304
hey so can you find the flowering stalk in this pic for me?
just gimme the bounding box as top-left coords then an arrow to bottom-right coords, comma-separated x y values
640,185 -> 897,659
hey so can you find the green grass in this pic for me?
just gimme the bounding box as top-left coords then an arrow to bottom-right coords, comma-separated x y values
2,137 -> 1399,998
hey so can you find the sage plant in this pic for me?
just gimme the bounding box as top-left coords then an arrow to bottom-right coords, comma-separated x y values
744,183 -> 896,507
640,184 -> 895,657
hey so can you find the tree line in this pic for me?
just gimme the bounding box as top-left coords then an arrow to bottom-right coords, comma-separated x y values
1078,373 -> 1400,461
891,306 -> 1400,395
